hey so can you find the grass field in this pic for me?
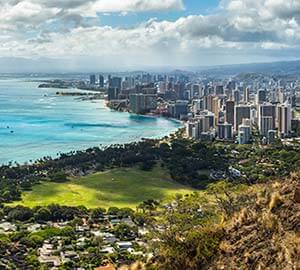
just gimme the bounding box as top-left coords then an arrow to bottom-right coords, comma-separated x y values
11,166 -> 194,209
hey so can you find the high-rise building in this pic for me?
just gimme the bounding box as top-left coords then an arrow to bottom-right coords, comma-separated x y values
192,125 -> 200,139
129,94 -> 157,114
238,124 -> 251,144
233,89 -> 240,104
186,117 -> 210,139
193,99 -> 204,114
203,95 -> 214,112
192,84 -> 200,98
110,77 -> 122,90
217,123 -> 233,140
244,87 -> 250,103
174,82 -> 185,100
225,100 -> 235,126
198,116 -> 210,133
277,102 -> 292,137
205,112 -> 215,128
257,89 -> 267,104
212,96 -> 221,125
278,90 -> 286,104
234,104 -> 251,131
90,74 -> 96,85
107,87 -> 120,101
295,93 -> 300,109
168,100 -> 189,119
122,77 -> 135,90
130,94 -> 144,114
99,75 -> 104,88
144,94 -> 157,111
186,122 -> 194,138
260,116 -> 273,137
258,103 -> 277,135
196,110 -> 215,128
215,85 -> 224,96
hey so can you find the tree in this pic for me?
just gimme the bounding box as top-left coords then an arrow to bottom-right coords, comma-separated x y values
91,207 -> 106,219
34,207 -> 52,222
108,207 -> 120,216
153,224 -> 224,270
114,224 -> 138,241
137,200 -> 159,214
49,171 -> 68,183
7,206 -> 33,221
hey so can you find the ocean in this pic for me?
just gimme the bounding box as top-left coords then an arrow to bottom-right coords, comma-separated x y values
0,76 -> 181,164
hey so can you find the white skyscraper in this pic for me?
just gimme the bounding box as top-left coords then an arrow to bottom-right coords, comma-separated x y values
238,124 -> 251,144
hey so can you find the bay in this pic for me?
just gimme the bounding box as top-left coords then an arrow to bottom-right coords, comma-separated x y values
0,77 -> 181,164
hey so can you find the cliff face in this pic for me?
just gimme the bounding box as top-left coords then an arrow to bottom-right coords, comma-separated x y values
208,176 -> 300,270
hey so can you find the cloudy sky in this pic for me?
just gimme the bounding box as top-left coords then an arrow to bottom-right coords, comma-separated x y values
1,0 -> 300,71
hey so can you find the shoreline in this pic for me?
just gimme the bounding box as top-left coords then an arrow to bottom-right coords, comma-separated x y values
0,103 -> 183,166
0,80 -> 183,166
105,100 -> 184,126
0,127 -> 182,166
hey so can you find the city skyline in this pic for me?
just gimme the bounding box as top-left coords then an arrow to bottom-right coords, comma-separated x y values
1,0 -> 300,71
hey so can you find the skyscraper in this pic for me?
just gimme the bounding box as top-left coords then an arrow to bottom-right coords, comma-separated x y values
257,89 -> 267,104
99,75 -> 104,88
129,94 -> 157,114
258,103 -> 277,135
233,89 -> 240,104
277,102 -> 292,137
107,87 -> 120,101
129,94 -> 144,114
215,85 -> 224,96
186,117 -> 210,139
225,100 -> 235,126
90,74 -> 96,85
238,124 -> 251,144
168,100 -> 189,119
203,95 -> 214,112
110,77 -> 122,90
234,104 -> 251,132
212,96 -> 221,125
260,116 -> 273,137
244,87 -> 250,103
217,123 -> 233,140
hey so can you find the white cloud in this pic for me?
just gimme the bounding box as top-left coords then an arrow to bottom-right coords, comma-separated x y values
260,42 -> 292,50
90,0 -> 184,13
0,0 -> 300,67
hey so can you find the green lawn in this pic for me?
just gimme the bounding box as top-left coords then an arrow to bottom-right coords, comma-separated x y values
11,166 -> 194,209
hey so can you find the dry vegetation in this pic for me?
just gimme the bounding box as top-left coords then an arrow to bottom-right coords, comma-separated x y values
208,173 -> 300,270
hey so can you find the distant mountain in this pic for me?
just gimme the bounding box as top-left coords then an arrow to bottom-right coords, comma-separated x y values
1,57 -> 300,76
194,60 -> 300,77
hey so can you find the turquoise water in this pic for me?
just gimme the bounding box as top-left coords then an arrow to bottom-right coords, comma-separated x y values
0,78 -> 181,164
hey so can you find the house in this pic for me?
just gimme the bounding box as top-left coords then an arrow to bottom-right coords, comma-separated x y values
229,166 -> 242,177
116,241 -> 133,250
38,256 -> 61,267
27,223 -> 42,232
61,250 -> 79,264
0,222 -> 16,232
100,246 -> 115,254
95,232 -> 118,244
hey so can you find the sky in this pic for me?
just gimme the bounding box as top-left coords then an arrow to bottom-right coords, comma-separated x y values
1,0 -> 300,71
